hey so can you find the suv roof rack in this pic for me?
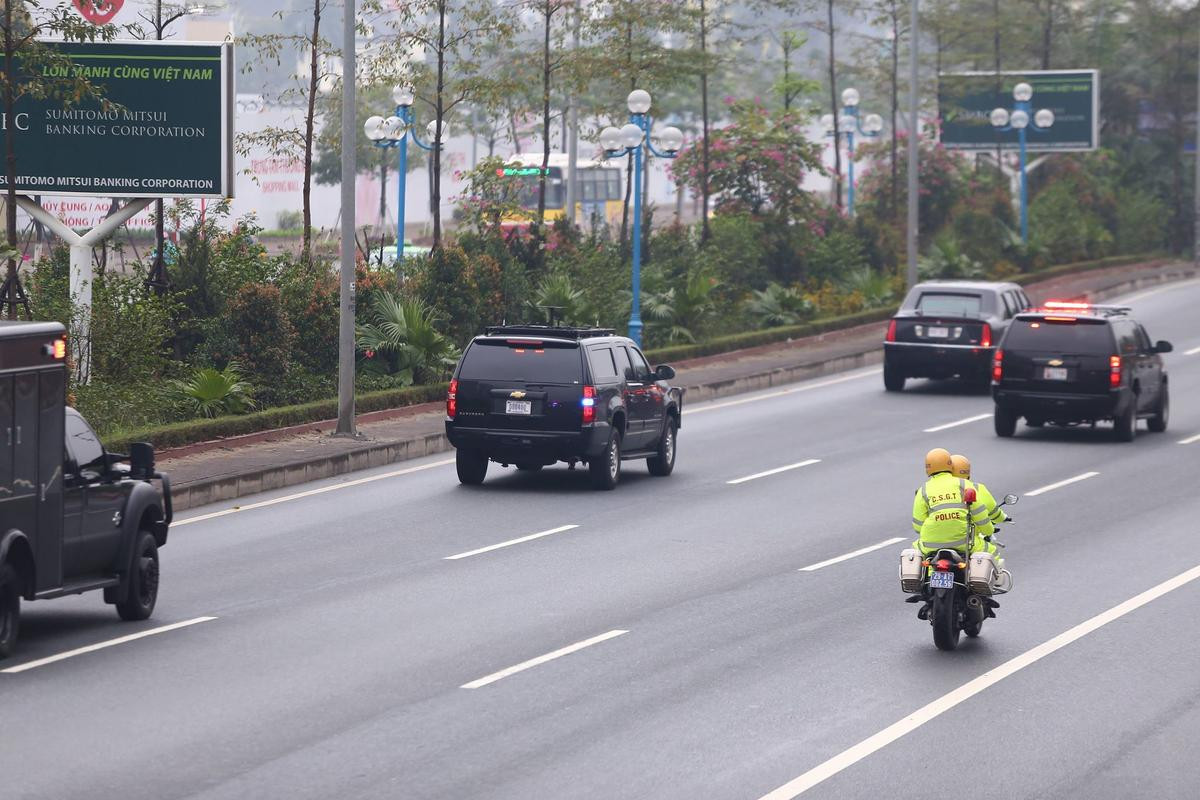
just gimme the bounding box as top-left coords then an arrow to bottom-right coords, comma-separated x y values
482,324 -> 617,340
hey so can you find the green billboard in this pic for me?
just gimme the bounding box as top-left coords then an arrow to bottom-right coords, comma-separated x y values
0,40 -> 233,198
939,70 -> 1099,152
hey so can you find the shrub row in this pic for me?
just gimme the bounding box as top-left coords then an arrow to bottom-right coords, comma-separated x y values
104,252 -> 1167,452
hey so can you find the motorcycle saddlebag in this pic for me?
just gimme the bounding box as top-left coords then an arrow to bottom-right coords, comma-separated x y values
899,549 -> 924,594
967,552 -> 997,595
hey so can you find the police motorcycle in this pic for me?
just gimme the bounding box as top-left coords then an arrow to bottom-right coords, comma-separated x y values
899,491 -> 1018,651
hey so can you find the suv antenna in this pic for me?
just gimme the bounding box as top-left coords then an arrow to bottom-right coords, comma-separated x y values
541,305 -> 566,327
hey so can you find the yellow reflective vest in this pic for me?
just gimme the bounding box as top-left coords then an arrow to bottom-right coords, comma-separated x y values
911,472 -> 992,553
976,482 -> 1008,531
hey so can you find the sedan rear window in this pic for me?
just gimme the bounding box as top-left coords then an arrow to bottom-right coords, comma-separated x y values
458,340 -> 583,383
1003,319 -> 1114,354
916,293 -> 983,317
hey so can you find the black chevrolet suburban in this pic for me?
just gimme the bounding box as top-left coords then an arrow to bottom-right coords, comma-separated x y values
445,325 -> 684,489
992,302 -> 1171,441
1,321 -> 172,658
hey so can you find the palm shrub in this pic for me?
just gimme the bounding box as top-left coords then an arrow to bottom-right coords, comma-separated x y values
919,236 -> 985,280
529,269 -> 592,325
644,266 -> 721,345
165,363 -> 255,419
356,293 -> 460,386
839,268 -> 896,309
744,282 -> 814,327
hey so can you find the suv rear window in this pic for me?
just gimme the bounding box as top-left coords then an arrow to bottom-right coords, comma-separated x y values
917,293 -> 982,317
1004,319 -> 1114,354
458,340 -> 583,383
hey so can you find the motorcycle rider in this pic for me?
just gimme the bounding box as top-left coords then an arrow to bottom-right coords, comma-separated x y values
911,448 -> 992,557
950,453 -> 1009,571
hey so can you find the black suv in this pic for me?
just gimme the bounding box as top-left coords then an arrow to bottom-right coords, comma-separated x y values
1,321 -> 172,658
445,325 -> 684,489
884,280 -> 1031,391
992,302 -> 1172,441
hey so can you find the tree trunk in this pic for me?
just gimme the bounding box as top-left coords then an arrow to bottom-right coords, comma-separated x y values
3,0 -> 22,319
619,20 -> 633,244
993,0 -> 1002,170
432,0 -> 446,248
699,0 -> 711,242
378,159 -> 388,237
536,0 -> 551,232
302,0 -> 321,264
827,0 -> 842,213
1041,1 -> 1053,70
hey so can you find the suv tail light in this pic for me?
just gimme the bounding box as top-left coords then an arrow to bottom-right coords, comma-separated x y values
446,378 -> 457,419
980,323 -> 992,348
992,349 -> 1004,383
885,319 -> 897,343
581,385 -> 596,424
1109,355 -> 1122,388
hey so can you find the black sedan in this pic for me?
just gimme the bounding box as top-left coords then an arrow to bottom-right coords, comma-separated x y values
883,280 -> 1031,392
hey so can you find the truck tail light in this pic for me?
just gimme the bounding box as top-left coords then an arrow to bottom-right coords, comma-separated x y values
980,323 -> 992,348
992,349 -> 1003,383
581,385 -> 596,424
446,379 -> 457,419
885,319 -> 897,343
1109,355 -> 1121,388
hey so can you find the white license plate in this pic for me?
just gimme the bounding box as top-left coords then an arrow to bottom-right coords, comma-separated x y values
505,400 -> 532,415
927,326 -> 950,339
929,571 -> 955,589
1043,366 -> 1069,381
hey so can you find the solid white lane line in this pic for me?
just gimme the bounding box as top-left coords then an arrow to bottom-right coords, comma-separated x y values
685,370 -> 882,416
461,629 -> 628,689
174,458 -> 456,527
1,616 -> 217,674
922,413 -> 992,434
1119,279 -> 1200,304
1185,346 -> 1200,356
1026,471 -> 1099,497
727,459 -> 821,485
756,562 -> 1200,800
799,538 -> 908,572
1178,433 -> 1200,445
444,524 -> 580,560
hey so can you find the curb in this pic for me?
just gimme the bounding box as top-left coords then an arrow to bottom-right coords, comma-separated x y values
168,263 -> 1195,513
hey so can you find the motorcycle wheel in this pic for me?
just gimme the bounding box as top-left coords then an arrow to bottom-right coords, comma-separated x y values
932,593 -> 960,651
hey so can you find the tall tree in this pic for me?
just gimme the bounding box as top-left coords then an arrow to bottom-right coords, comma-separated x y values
239,0 -> 336,263
0,1 -> 117,318
531,0 -> 571,232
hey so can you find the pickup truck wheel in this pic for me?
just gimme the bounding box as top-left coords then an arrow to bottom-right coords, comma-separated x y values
0,564 -> 20,659
647,417 -> 677,477
590,431 -> 621,490
116,531 -> 160,622
456,448 -> 489,485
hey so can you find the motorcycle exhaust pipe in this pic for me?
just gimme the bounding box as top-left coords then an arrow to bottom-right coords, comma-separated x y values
966,594 -> 986,620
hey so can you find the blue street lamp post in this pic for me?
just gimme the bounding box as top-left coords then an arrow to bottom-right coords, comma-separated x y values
821,88 -> 884,217
990,82 -> 1055,244
599,89 -> 684,347
364,86 -> 444,272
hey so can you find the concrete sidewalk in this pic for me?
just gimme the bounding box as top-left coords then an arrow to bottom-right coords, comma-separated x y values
162,259 -> 1193,511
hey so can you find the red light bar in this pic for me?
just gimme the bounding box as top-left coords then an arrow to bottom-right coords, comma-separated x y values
1044,300 -> 1090,310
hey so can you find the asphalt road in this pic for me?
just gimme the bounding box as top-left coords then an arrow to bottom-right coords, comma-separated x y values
4,280 -> 1200,800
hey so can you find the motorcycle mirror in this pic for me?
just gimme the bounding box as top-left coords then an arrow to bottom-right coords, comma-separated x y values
1003,494 -> 1018,505
963,487 -> 977,504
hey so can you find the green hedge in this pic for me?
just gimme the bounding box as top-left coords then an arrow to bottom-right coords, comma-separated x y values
104,383 -> 448,452
108,252 -> 1170,452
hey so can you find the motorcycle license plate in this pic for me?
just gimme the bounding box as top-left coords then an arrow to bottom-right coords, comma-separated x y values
930,571 -> 955,589
505,400 -> 532,415
927,326 -> 950,338
1043,366 -> 1068,381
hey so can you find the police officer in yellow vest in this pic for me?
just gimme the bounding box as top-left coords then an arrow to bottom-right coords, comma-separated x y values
911,448 -> 992,556
950,453 -> 1007,565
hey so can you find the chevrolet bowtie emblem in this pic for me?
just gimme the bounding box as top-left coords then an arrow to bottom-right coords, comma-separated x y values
1048,359 -> 1063,366
509,390 -> 526,399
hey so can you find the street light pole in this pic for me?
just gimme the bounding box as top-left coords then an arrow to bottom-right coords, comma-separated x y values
336,0 -> 357,437
991,82 -> 1054,245
906,0 -> 919,290
599,90 -> 684,348
821,89 -> 883,218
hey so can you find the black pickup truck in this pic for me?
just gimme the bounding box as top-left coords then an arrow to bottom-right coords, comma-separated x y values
1,321 -> 172,658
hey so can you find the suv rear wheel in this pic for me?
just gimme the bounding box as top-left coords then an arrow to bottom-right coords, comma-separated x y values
647,417 -> 677,477
590,431 -> 621,490
0,564 -> 20,659
456,448 -> 489,485
994,407 -> 1018,438
1113,400 -> 1137,442
1148,384 -> 1169,433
